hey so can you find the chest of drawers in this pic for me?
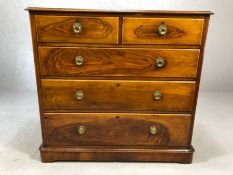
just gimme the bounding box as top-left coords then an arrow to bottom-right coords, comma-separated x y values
27,7 -> 212,163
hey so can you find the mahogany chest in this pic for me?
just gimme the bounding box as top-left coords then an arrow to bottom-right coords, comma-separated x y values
27,7 -> 212,163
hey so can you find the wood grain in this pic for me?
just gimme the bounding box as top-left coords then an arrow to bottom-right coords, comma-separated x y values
123,17 -> 204,45
40,145 -> 194,163
44,113 -> 191,147
27,8 -> 212,163
41,79 -> 196,111
39,47 -> 200,78
38,42 -> 202,48
36,15 -> 119,44
27,7 -> 213,15
28,14 -> 50,146
188,16 -> 211,145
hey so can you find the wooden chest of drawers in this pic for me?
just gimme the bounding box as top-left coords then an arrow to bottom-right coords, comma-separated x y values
27,7 -> 212,163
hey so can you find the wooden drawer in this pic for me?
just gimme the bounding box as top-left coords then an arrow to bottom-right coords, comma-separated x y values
42,79 -> 195,111
44,113 -> 191,147
36,15 -> 119,44
122,17 -> 204,45
39,47 -> 199,78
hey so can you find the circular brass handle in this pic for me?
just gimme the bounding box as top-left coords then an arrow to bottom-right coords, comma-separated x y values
73,22 -> 82,34
76,90 -> 84,100
77,126 -> 86,135
155,57 -> 165,68
75,56 -> 84,66
158,24 -> 167,35
153,91 -> 162,100
150,126 -> 157,135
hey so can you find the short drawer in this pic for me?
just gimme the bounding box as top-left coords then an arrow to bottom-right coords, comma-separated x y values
39,47 -> 199,78
44,113 -> 191,147
36,15 -> 119,44
42,79 -> 195,111
122,17 -> 204,45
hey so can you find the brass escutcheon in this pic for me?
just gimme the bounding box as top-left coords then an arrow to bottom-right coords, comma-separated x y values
158,24 -> 167,35
150,126 -> 158,135
75,56 -> 84,66
73,22 -> 82,34
153,91 -> 162,100
155,57 -> 165,68
76,90 -> 84,100
77,126 -> 86,135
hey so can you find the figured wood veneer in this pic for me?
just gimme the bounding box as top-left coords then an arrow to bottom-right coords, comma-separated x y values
45,113 -> 191,147
42,79 -> 195,111
39,47 -> 200,78
122,17 -> 204,45
36,16 -> 119,43
27,7 -> 212,163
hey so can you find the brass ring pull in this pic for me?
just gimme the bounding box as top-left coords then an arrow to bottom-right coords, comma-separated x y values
158,24 -> 167,35
73,22 -> 82,34
150,126 -> 157,135
153,91 -> 162,100
76,90 -> 84,100
155,57 -> 165,68
75,56 -> 84,66
77,126 -> 86,135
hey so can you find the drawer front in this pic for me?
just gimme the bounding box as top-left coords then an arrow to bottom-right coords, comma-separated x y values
45,113 -> 191,147
122,17 -> 204,45
39,47 -> 199,78
42,80 -> 195,111
36,15 -> 119,44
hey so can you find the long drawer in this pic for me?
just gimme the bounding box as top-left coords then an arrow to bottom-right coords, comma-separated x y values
41,79 -> 195,111
36,15 -> 119,44
123,17 -> 204,45
39,47 -> 200,78
44,113 -> 191,147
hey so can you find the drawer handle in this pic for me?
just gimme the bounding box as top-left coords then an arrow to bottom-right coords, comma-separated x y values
77,126 -> 86,135
73,22 -> 82,34
150,126 -> 158,135
75,56 -> 84,66
153,91 -> 162,100
158,24 -> 167,35
155,57 -> 165,68
76,90 -> 84,100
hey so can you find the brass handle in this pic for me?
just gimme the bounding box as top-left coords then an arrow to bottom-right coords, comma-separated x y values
73,22 -> 82,34
158,24 -> 167,35
150,126 -> 157,135
77,126 -> 86,135
155,57 -> 165,68
153,91 -> 162,100
76,90 -> 84,100
75,56 -> 84,66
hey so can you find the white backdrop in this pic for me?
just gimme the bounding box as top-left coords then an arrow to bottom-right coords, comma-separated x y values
0,0 -> 233,91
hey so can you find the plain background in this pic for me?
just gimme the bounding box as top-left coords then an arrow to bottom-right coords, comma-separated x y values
0,0 -> 233,92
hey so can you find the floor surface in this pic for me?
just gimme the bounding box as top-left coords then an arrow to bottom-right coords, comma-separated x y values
0,91 -> 232,175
